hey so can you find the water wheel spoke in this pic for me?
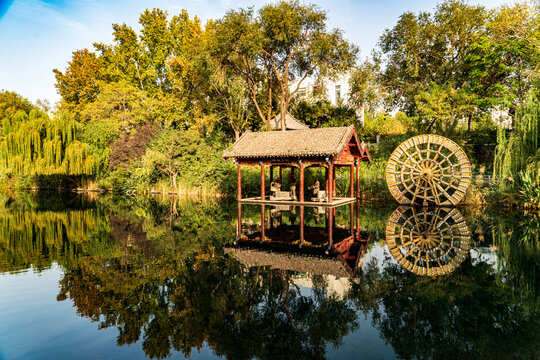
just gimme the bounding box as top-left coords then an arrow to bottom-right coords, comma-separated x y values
439,179 -> 459,189
427,210 -> 442,231
429,179 -> 441,205
411,182 -> 422,204
397,160 -> 415,170
438,224 -> 459,233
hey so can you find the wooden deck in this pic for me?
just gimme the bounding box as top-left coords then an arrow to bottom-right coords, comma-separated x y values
240,196 -> 356,207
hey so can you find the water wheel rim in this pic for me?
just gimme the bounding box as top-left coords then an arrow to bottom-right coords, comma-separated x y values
386,134 -> 471,206
385,206 -> 471,277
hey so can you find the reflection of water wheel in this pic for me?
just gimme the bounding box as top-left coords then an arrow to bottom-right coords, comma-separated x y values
386,135 -> 471,205
386,206 -> 471,276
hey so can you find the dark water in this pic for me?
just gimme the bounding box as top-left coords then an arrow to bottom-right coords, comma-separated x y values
0,192 -> 538,360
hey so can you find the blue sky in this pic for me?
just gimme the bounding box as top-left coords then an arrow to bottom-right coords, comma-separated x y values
0,0 -> 511,105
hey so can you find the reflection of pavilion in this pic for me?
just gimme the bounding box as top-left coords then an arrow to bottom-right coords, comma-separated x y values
385,206 -> 471,276
228,203 -> 370,277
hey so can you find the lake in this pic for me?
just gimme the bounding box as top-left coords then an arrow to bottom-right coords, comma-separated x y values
0,192 -> 538,359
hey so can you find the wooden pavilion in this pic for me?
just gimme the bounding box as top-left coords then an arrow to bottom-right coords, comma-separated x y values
223,125 -> 371,206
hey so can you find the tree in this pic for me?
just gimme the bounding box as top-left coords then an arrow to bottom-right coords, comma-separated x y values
348,59 -> 383,126
210,68 -> 251,140
414,82 -> 476,134
0,90 -> 34,119
142,129 -> 223,188
378,0 -> 540,128
378,1 -> 486,115
95,9 -> 212,130
53,49 -> 103,116
290,98 -> 357,128
465,3 -> 540,111
494,99 -> 540,189
0,109 -> 97,176
214,0 -> 358,130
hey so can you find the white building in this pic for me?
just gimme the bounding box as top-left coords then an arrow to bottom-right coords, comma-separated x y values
291,73 -> 366,126
293,73 -> 353,106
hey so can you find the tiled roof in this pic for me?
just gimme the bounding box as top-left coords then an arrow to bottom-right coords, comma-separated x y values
270,112 -> 309,130
223,125 -> 356,159
224,248 -> 351,277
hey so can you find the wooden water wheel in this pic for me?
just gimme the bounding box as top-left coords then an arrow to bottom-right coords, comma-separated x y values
386,134 -> 471,206
385,206 -> 471,277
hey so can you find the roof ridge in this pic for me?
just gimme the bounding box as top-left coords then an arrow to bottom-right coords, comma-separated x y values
334,125 -> 355,155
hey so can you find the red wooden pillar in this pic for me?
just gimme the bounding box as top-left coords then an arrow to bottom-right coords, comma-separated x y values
328,162 -> 334,203
333,166 -> 336,197
261,204 -> 265,241
237,203 -> 242,239
260,162 -> 265,200
270,165 -> 274,184
299,161 -> 304,202
356,161 -> 360,199
356,201 -> 360,240
325,166 -> 329,196
328,207 -> 333,248
237,163 -> 242,201
349,164 -> 354,198
349,203 -> 354,235
279,167 -> 283,184
299,206 -> 304,246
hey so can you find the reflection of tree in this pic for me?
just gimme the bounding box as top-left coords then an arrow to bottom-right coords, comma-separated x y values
349,249 -> 539,360
58,252 -> 359,359
2,191 -> 539,360
491,214 -> 539,315
0,208 -> 106,272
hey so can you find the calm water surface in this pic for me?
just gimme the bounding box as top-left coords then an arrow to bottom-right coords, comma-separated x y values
0,192 -> 538,360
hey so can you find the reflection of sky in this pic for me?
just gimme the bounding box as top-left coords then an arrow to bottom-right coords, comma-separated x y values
0,0 -> 511,105
0,263 -> 216,359
286,282 -> 398,359
470,247 -> 499,270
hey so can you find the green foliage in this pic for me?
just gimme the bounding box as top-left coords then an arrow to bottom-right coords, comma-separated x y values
466,3 -> 540,109
140,128 -> 232,190
519,170 -> 540,209
0,109 -> 97,176
355,159 -> 392,201
0,90 -> 34,119
379,0 -> 486,111
53,49 -> 103,116
357,112 -> 410,143
347,59 -> 383,127
289,99 -> 357,128
378,0 -> 539,130
494,100 -> 540,195
414,82 -> 476,135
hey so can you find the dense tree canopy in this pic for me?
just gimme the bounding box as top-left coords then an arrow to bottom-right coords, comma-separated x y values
214,0 -> 358,129
376,0 -> 539,133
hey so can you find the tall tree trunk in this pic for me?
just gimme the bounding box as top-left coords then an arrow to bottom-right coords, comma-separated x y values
357,104 -> 365,128
280,104 -> 286,131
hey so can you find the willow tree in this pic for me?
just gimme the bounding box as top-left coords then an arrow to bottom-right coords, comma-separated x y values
494,100 -> 540,188
0,109 -> 97,176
